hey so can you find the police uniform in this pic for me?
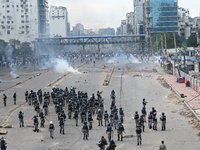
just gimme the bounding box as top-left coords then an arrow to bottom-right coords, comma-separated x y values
82,122 -> 89,140
134,111 -> 139,127
99,137 -> 107,150
117,122 -> 124,141
136,125 -> 142,145
160,113 -> 166,131
106,123 -> 113,142
59,117 -> 65,134
104,111 -> 109,126
49,121 -> 54,139
18,111 -> 24,128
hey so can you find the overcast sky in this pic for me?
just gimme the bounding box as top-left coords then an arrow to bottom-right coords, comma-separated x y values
48,0 -> 200,32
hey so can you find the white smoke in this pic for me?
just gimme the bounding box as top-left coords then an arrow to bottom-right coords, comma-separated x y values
129,54 -> 141,63
5,44 -> 19,78
53,58 -> 78,74
153,56 -> 161,63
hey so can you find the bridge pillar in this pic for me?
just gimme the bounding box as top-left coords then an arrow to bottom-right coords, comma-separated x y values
82,45 -> 85,51
97,44 -> 100,53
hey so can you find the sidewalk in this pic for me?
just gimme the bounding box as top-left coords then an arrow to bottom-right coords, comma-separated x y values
164,74 -> 200,113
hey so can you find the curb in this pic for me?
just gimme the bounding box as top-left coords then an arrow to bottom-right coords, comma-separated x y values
164,78 -> 200,122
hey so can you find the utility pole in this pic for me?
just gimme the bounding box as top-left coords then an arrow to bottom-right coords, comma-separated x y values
156,36 -> 158,52
161,35 -> 164,54
164,34 -> 167,54
195,29 -> 200,75
150,37 -> 153,54
173,32 -> 178,62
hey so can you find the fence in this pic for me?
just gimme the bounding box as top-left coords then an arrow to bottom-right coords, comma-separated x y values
173,68 -> 200,93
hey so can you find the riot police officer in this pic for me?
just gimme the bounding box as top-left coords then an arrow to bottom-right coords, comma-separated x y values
104,110 -> 109,126
61,110 -> 66,120
97,109 -> 103,126
3,94 -> 7,107
160,112 -> 166,131
74,110 -> 79,126
25,91 -> 28,102
48,121 -> 55,139
88,113 -> 93,130
136,125 -> 142,146
139,115 -> 145,132
152,112 -> 157,131
134,111 -> 139,127
142,98 -> 147,108
117,122 -> 125,141
1,138 -> 7,150
82,121 -> 89,140
59,117 -> 65,134
141,107 -> 146,122
113,112 -> 119,130
119,107 -> 124,123
98,136 -> 107,150
39,110 -> 45,127
43,101 -> 48,116
13,92 -> 16,105
109,139 -> 116,150
18,111 -> 24,128
35,103 -> 40,117
148,111 -> 153,129
106,123 -> 113,142
32,115 -> 39,132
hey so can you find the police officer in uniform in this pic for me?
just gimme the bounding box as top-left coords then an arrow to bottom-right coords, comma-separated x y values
43,101 -> 48,116
113,112 -> 119,130
88,113 -> 93,130
141,107 -> 146,122
48,121 -> 55,139
82,121 -> 89,140
18,111 -> 24,128
106,123 -> 113,142
142,98 -> 147,108
104,110 -> 109,126
152,112 -> 157,131
148,111 -> 153,129
59,117 -> 65,134
3,94 -> 7,107
39,110 -> 45,127
98,136 -> 107,150
35,103 -> 40,117
160,112 -> 166,131
139,115 -> 145,132
136,125 -> 142,146
119,107 -> 124,123
97,109 -> 103,126
117,122 -> 125,141
1,138 -> 7,150
13,92 -> 16,105
74,110 -> 79,126
134,111 -> 139,127
109,139 -> 116,150
32,115 -> 39,132
25,91 -> 28,102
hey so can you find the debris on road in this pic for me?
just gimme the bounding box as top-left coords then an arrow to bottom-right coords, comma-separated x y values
124,135 -> 135,138
102,65 -> 107,69
0,130 -> 8,135
193,123 -> 200,130
0,124 -> 12,128
82,71 -> 87,73
75,81 -> 80,83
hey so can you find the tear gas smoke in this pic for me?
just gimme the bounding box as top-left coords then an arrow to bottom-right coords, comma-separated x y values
53,58 -> 78,74
5,45 -> 19,78
129,54 -> 141,63
153,56 -> 161,63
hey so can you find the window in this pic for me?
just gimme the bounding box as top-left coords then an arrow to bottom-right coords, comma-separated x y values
26,20 -> 29,23
7,10 -> 10,13
7,5 -> 9,8
21,20 -> 24,23
21,10 -> 24,12
12,5 -> 14,7
26,15 -> 28,17
12,21 -> 14,23
21,31 -> 24,34
26,31 -> 29,34
25,5 -> 28,7
21,15 -> 24,18
1,21 -> 4,24
3,16 -> 5,18
17,5 -> 18,7
26,26 -> 29,28
7,31 -> 10,34
21,5 -> 23,7
2,6 -> 4,8
7,26 -> 10,29
2,26 -> 5,29
25,9 -> 28,12
22,26 -> 24,28
7,0 -> 9,2
7,21 -> 10,24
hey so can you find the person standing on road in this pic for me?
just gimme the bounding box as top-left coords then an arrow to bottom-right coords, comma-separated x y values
159,141 -> 167,150
106,123 -> 113,142
81,121 -> 89,140
1,138 -> 7,150
74,110 -> 79,126
32,115 -> 39,132
134,111 -> 139,127
117,122 -> 125,141
148,111 -> 153,129
142,98 -> 147,108
104,110 -> 109,126
139,115 -> 145,132
25,91 -> 28,102
136,125 -> 142,146
160,113 -> 166,131
153,112 -> 157,131
18,111 -> 24,128
108,139 -> 116,150
59,117 -> 65,135
13,92 -> 16,105
98,136 -> 107,150
97,109 -> 103,126
2,94 -> 7,107
48,121 -> 55,139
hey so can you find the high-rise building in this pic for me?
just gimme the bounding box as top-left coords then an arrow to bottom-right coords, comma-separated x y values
98,27 -> 115,35
143,0 -> 178,37
49,6 -> 68,37
0,0 -> 49,42
134,0 -> 144,34
126,12 -> 134,27
72,23 -> 84,36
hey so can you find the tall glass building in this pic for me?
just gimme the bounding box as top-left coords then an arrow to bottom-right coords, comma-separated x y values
144,0 -> 178,37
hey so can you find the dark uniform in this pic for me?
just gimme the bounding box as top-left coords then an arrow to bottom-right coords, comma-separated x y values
160,113 -> 166,131
136,125 -> 142,145
98,136 -> 107,150
106,123 -> 113,142
134,111 -> 139,127
59,117 -> 65,134
3,94 -> 7,107
82,121 -> 89,140
117,122 -> 124,141
18,111 -> 24,128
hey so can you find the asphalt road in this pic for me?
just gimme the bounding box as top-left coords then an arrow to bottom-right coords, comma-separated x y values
0,57 -> 199,150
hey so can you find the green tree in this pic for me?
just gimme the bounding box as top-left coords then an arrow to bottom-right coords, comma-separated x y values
0,39 -> 8,60
187,29 -> 200,47
20,42 -> 32,56
9,39 -> 21,56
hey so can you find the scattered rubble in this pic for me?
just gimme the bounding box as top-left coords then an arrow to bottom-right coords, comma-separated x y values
82,71 -> 87,73
102,65 -> 107,69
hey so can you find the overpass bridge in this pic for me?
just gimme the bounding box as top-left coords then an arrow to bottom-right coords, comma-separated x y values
35,34 -> 146,52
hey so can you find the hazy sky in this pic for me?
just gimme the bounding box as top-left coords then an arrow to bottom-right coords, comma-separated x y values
48,0 -> 200,31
